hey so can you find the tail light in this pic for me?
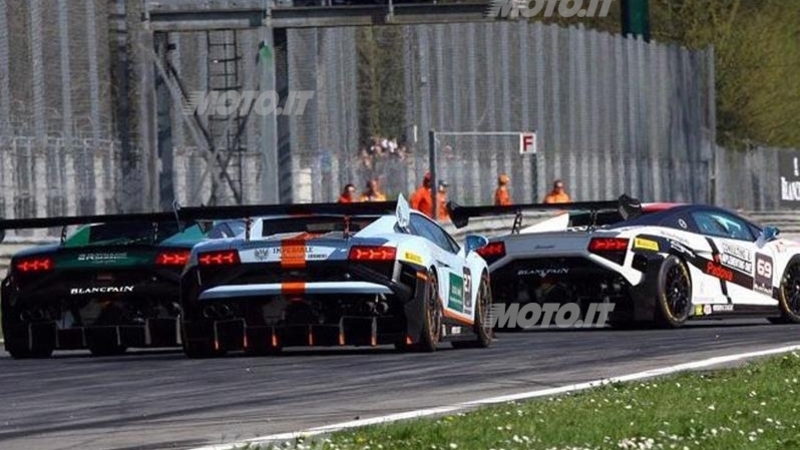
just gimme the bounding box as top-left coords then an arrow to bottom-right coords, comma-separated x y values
476,242 -> 506,264
348,246 -> 397,261
588,238 -> 629,252
15,256 -> 54,273
198,250 -> 240,266
588,237 -> 629,265
156,250 -> 191,266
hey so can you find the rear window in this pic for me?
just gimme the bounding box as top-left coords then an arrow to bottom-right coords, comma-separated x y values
261,216 -> 380,237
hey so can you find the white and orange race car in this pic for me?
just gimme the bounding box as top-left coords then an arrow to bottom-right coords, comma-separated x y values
178,196 -> 493,357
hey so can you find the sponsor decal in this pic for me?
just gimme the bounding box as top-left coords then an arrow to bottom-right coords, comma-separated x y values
753,253 -> 774,295
448,273 -> 464,313
719,253 -> 753,274
705,261 -> 734,282
403,251 -> 423,264
70,286 -> 134,295
77,252 -> 127,262
712,304 -> 734,312
703,304 -> 712,315
254,248 -> 270,261
694,304 -> 704,316
678,219 -> 688,229
633,237 -> 660,252
517,267 -> 569,277
721,242 -> 752,260
535,244 -> 555,250
661,231 -> 691,246
463,267 -> 473,315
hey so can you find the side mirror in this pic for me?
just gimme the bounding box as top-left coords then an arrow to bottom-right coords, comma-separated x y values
464,234 -> 489,254
759,226 -> 780,243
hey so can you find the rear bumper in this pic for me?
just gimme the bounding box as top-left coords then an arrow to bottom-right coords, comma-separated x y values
182,262 -> 430,350
3,318 -> 182,351
199,281 -> 393,300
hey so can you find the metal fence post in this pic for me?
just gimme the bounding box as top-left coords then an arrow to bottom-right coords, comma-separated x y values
429,128 -> 436,220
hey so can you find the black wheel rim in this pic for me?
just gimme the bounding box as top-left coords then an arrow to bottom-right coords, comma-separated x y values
783,264 -> 800,314
427,276 -> 441,342
665,264 -> 690,318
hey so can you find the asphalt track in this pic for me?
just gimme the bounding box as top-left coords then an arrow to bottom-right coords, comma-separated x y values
1,319 -> 799,450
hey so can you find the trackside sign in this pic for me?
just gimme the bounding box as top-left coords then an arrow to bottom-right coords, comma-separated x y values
779,151 -> 800,208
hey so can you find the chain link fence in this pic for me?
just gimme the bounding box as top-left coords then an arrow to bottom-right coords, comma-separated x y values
2,0 -> 798,231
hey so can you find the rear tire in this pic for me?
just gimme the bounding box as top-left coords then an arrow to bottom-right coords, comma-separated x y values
452,272 -> 493,349
6,340 -> 54,359
655,256 -> 692,328
417,269 -> 442,352
776,260 -> 800,324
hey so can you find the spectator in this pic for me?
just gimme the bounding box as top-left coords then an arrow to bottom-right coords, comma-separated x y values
338,184 -> 357,203
360,178 -> 387,202
494,174 -> 512,206
410,172 -> 434,218
543,179 -> 572,204
437,180 -> 451,222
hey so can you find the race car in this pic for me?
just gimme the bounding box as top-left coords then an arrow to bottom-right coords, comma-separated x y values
449,196 -> 800,328
0,211 -> 246,358
178,195 -> 493,357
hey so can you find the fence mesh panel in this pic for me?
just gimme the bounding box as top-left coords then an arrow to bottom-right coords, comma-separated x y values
0,0 -> 797,235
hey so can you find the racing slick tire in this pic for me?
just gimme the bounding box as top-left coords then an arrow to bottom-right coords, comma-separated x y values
772,259 -> 800,324
452,272 -> 493,349
654,255 -> 692,328
5,339 -> 54,359
414,268 -> 443,352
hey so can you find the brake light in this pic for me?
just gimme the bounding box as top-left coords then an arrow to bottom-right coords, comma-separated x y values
198,250 -> 240,266
476,242 -> 506,258
588,238 -> 629,252
156,250 -> 191,266
348,246 -> 397,261
16,256 -> 53,273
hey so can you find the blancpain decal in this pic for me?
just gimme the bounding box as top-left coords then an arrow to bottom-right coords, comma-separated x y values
70,286 -> 134,295
517,268 -> 569,277
77,253 -> 127,261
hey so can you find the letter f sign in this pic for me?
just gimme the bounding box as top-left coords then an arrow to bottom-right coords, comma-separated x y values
520,132 -> 536,155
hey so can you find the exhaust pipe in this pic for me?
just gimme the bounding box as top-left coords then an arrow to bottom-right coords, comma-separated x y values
376,301 -> 390,315
20,308 -> 45,322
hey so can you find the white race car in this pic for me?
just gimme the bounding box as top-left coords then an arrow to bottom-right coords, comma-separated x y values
178,196 -> 493,357
450,196 -> 800,328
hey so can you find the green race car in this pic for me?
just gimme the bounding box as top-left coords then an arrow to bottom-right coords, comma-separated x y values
1,216 -> 245,358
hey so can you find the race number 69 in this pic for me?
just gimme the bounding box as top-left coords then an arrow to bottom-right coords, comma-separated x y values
757,259 -> 772,278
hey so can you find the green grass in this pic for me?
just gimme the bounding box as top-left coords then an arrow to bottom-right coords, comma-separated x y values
251,352 -> 800,450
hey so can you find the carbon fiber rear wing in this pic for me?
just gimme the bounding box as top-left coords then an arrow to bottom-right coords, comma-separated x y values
447,194 -> 642,233
0,200 -> 398,243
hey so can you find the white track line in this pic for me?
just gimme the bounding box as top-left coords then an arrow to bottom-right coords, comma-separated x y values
191,344 -> 800,450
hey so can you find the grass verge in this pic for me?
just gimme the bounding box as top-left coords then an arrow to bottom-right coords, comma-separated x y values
253,352 -> 800,450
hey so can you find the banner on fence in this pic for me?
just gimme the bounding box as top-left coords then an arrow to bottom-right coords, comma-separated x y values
779,151 -> 800,208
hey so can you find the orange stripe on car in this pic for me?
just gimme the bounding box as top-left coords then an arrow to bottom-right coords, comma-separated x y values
443,309 -> 474,326
281,281 -> 306,295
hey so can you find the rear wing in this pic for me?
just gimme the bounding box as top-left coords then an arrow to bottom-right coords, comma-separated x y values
0,200 -> 398,243
447,194 -> 642,233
